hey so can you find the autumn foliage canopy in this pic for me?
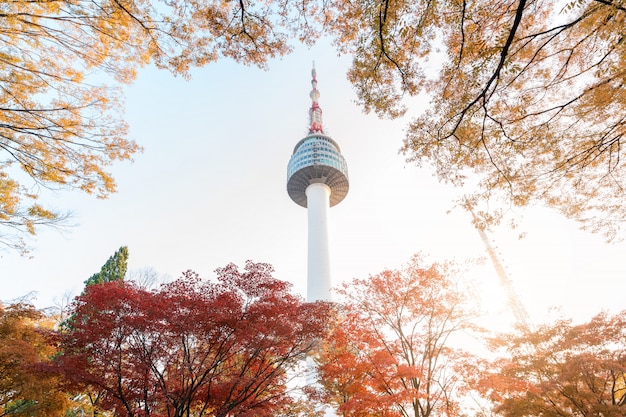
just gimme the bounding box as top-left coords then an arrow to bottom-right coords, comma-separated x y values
321,0 -> 626,239
481,311 -> 626,417
3,255 -> 626,417
0,303 -> 67,417
54,261 -> 330,417
2,0 -> 625,249
315,254 -> 481,417
0,0 -> 320,251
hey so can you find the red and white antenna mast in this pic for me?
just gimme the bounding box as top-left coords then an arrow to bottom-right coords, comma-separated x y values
309,62 -> 324,134
465,202 -> 530,330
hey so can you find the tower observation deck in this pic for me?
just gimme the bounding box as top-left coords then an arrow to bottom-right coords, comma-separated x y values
287,65 -> 349,302
287,67 -> 349,208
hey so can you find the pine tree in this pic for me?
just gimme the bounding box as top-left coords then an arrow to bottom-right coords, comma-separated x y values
84,246 -> 129,287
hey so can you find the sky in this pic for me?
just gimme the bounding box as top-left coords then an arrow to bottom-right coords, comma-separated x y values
1,39 -> 624,329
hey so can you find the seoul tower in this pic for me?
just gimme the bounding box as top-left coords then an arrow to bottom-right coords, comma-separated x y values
287,65 -> 349,302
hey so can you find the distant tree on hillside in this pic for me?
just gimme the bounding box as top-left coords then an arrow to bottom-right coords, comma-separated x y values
127,267 -> 164,290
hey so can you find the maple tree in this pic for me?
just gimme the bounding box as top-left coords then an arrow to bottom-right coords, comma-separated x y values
321,0 -> 626,239
480,311 -> 626,417
315,253 -> 482,417
0,302 -> 68,417
55,261 -> 330,417
0,0 -> 321,252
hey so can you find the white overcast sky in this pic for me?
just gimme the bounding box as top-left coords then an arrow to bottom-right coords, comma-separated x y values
2,39 -> 624,329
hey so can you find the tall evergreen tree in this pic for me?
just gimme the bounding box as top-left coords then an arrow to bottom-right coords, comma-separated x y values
84,246 -> 129,287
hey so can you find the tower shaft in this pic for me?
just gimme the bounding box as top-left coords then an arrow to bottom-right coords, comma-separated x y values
306,183 -> 332,301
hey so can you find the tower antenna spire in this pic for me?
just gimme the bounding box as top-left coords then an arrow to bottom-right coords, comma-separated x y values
464,200 -> 530,331
309,62 -> 323,133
